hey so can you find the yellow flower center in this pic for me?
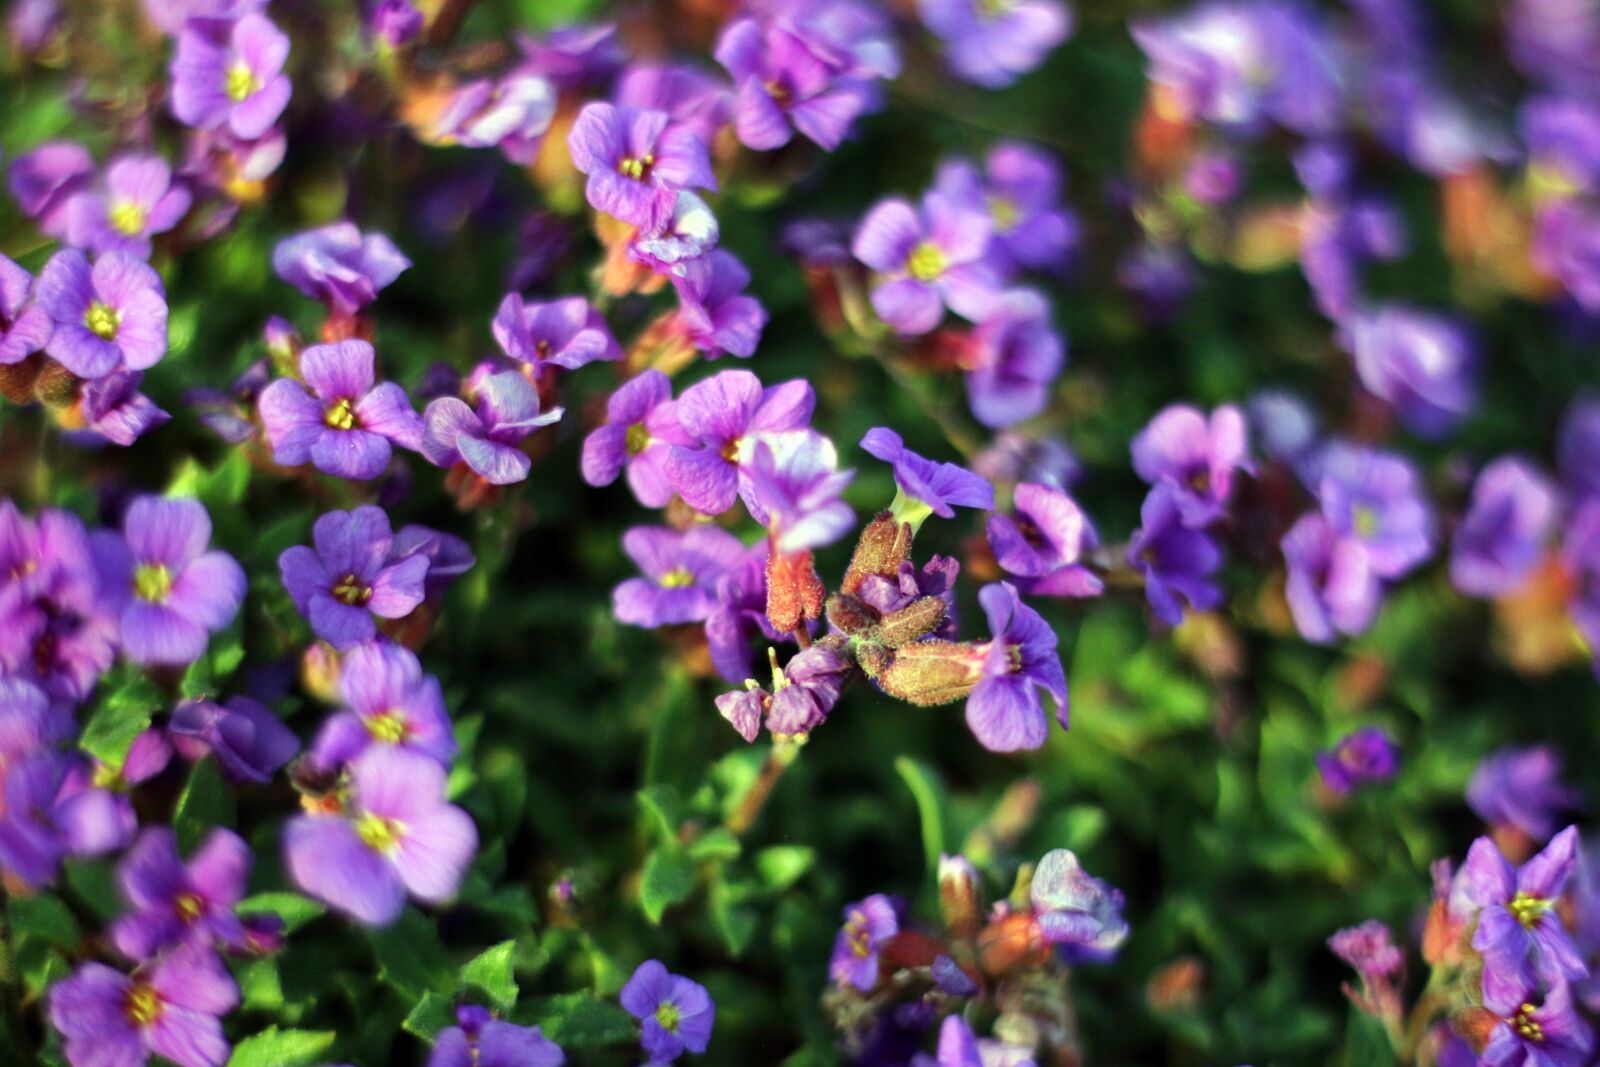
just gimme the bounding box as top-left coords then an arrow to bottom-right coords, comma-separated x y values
1512,1002 -> 1544,1042
366,712 -> 408,744
93,762 -> 125,791
133,563 -> 173,604
1352,504 -> 1379,538
654,1002 -> 681,1032
331,574 -> 373,606
659,567 -> 695,589
989,195 -> 1020,232
978,0 -> 1013,16
123,984 -> 163,1027
324,397 -> 357,431
906,241 -> 946,283
110,200 -> 148,237
618,153 -> 655,181
226,62 -> 259,103
846,909 -> 873,957
625,422 -> 651,456
1509,891 -> 1552,930
85,301 -> 121,341
355,812 -> 404,853
174,891 -> 206,923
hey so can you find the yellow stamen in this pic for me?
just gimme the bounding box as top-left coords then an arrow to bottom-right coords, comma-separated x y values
625,422 -> 651,455
654,1001 -> 681,1032
1352,504 -> 1379,539
355,812 -> 404,852
174,891 -> 205,923
324,397 -> 356,431
110,201 -> 148,237
906,241 -> 946,283
331,574 -> 372,606
618,153 -> 655,181
659,567 -> 695,589
133,563 -> 173,604
123,984 -> 163,1027
85,301 -> 121,341
366,712 -> 408,744
989,195 -> 1020,232
225,62 -> 259,103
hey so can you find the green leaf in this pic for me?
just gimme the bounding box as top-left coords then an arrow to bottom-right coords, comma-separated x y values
226,1027 -> 336,1067
687,827 -> 741,863
639,845 -> 696,924
237,892 -> 326,935
709,876 -> 758,957
174,759 -> 236,852
894,756 -> 946,873
9,893 -> 79,949
459,940 -> 518,1012
401,990 -> 458,1042
755,846 -> 815,893
371,908 -> 454,1000
636,784 -> 681,842
80,670 -> 163,765
521,993 -> 636,1047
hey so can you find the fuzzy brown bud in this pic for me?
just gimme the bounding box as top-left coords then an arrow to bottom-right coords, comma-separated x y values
767,549 -> 825,634
874,640 -> 984,706
0,354 -> 43,404
841,511 -> 912,595
825,593 -> 880,638
876,596 -> 948,648
34,360 -> 80,408
938,854 -> 982,939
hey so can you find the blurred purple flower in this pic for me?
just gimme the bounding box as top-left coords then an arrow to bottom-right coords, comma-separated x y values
672,250 -> 768,360
493,294 -> 619,376
308,640 -> 456,770
853,192 -> 997,336
1030,848 -> 1128,955
65,155 -> 192,258
272,222 -> 410,315
110,828 -> 250,961
80,370 -> 170,447
1342,305 -> 1477,439
169,695 -> 299,784
1316,443 -> 1434,580
621,959 -> 715,1063
935,142 -> 1078,277
8,142 -> 94,237
741,430 -> 855,553
428,1005 -> 565,1067
1315,727 -> 1400,795
1281,512 -> 1381,644
171,13 -> 292,140
0,254 -> 53,365
829,894 -> 898,991
966,289 -> 1065,429
49,945 -> 238,1067
434,73 -> 557,165
567,103 -> 716,230
1127,485 -> 1223,626
1131,403 -> 1250,527
612,526 -> 746,628
1468,746 -> 1582,843
715,17 -> 871,151
919,0 -> 1072,89
1450,457 -> 1561,598
420,371 -> 562,485
988,482 -> 1102,598
581,370 -> 689,508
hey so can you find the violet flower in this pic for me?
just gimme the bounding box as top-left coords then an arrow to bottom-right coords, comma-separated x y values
1480,973 -> 1592,1067
1281,512 -> 1381,644
1127,485 -> 1224,626
79,370 -> 170,447
766,643 -> 851,737
620,960 -> 715,1064
279,505 -> 430,649
258,339 -> 423,480
308,640 -> 456,770
428,1005 -> 565,1067
853,192 -> 997,336
741,430 -> 856,553
0,253 -> 53,365
1328,919 -> 1404,980
663,370 -> 814,515
714,18 -> 870,151
860,427 -> 994,523
614,64 -> 734,148
110,828 -> 250,961
8,141 -> 95,237
1316,443 -> 1435,580
612,526 -> 746,628
965,289 -> 1064,429
672,250 -> 769,360
567,102 -> 717,230
1030,848 -> 1128,956
65,154 -> 192,258
1451,458 -> 1561,598
1462,827 -> 1587,994
1342,305 -> 1478,439
37,249 -> 168,378
1315,727 -> 1400,795
284,746 -> 477,925
919,0 -> 1072,89
965,581 -> 1068,752
987,482 -> 1102,598
49,945 -> 239,1067
1130,403 -> 1250,527
271,222 -> 411,316
581,370 -> 689,508
420,370 -> 563,485
1468,746 -> 1582,844
631,190 -> 721,274
171,13 -> 292,140
859,556 -> 961,639
433,72 -> 557,165
704,541 -> 778,685
0,751 -> 132,887
492,294 -> 620,376
829,894 -> 898,991
935,142 -> 1077,276
168,695 -> 299,784
90,495 -> 245,667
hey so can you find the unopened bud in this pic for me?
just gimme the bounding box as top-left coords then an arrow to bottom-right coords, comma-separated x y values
938,854 -> 981,939
877,596 -> 947,648
977,911 -> 1050,977
0,354 -> 42,404
841,512 -> 912,595
874,640 -> 984,706
34,359 -> 79,408
767,549 -> 825,634
825,593 -> 880,638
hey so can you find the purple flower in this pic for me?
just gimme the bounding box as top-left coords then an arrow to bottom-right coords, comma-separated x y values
704,542 -> 778,684
965,290 -> 1065,429
614,64 -> 734,148
1316,443 -> 1435,580
936,143 -> 1077,276
0,254 -> 53,365
284,746 -> 477,925
672,250 -> 769,360
91,496 -> 245,667
714,686 -> 766,743
308,640 -> 456,770
567,103 -> 717,230
1563,498 -> 1600,657
171,13 -> 292,140
0,679 -> 73,762
919,0 -> 1072,89
1468,746 -> 1582,844
1523,95 -> 1600,194
965,581 -> 1067,752
631,190 -> 721,274
7,142 -> 94,237
1030,848 -> 1128,955
420,371 -> 563,485
271,222 -> 411,315
1127,485 -> 1224,626
1508,0 -> 1600,101
1558,396 -> 1600,500
279,506 -> 429,649
391,524 -> 475,599
1462,827 -> 1588,995
767,643 -> 851,737
829,894 -> 898,991
140,0 -> 263,36
492,294 -> 620,376
80,370 -> 170,447
1533,199 -> 1600,314
433,72 -> 557,164
1315,727 -> 1400,795
664,370 -> 814,515
516,22 -> 622,87
859,556 -> 961,638
0,752 -> 133,887
1451,458 -> 1561,598
1328,920 -> 1404,979
741,431 -> 855,553
860,427 -> 994,522
612,526 -> 746,628
714,18 -> 870,151
1281,512 -> 1381,643
987,482 -> 1102,598
110,828 -> 250,961
1342,305 -> 1478,439
580,370 -> 690,508
168,695 -> 299,784
853,192 -> 997,336
37,249 -> 168,378
49,945 -> 239,1067
621,960 -> 714,1063
65,155 -> 193,258
258,340 -> 423,480
1130,403 -> 1250,527
428,1005 -> 565,1067
972,431 -> 1081,491
1480,973 -> 1592,1067
369,0 -> 423,48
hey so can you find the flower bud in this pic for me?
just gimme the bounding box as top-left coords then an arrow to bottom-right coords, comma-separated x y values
0,353 -> 42,404
841,511 -> 913,595
874,640 -> 984,706
876,596 -> 948,648
977,911 -> 1050,977
825,593 -> 880,638
938,854 -> 982,939
767,549 -> 825,635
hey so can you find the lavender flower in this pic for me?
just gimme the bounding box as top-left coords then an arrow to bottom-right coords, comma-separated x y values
49,945 -> 239,1067
714,18 -> 870,151
258,340 -> 423,480
65,155 -> 192,258
621,960 -> 715,1064
1030,848 -> 1128,955
1451,458 -> 1561,598
271,222 -> 411,316
369,0 -> 422,48
1127,485 -> 1223,626
278,506 -> 430,649
420,371 -> 563,485
428,1005 -> 565,1067
308,640 -> 456,770
987,482 -> 1102,598
965,290 -> 1064,429
491,294 -> 620,376
612,526 -> 746,628
919,0 -> 1072,89
829,894 -> 898,990
1130,403 -> 1250,527
1461,827 -> 1587,993
433,72 -> 557,165
37,249 -> 168,378
581,370 -> 689,508
79,370 -> 171,446
672,250 -> 769,360
1480,973 -> 1592,1067
0,752 -> 133,888
8,141 -> 95,237
284,746 -> 477,925
1317,443 -> 1434,580
1281,512 -> 1380,643
90,496 -> 245,666
965,581 -> 1068,752
0,254 -> 52,365
741,430 -> 855,553
936,143 -> 1077,275
110,828 -> 250,961
1315,727 -> 1400,795
853,192 -> 996,336
859,555 -> 961,638
860,427 -> 994,523
664,370 -> 814,515
766,643 -> 851,737
614,64 -> 734,148
168,695 -> 299,784
0,505 -> 118,704
1468,746 -> 1582,843
1342,306 -> 1477,439
567,103 -> 717,230
704,542 -> 778,684
631,190 -> 721,273
171,13 -> 292,139
1328,919 -> 1404,979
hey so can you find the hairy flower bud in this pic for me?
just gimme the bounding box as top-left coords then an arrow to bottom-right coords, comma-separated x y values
877,596 -> 948,648
0,353 -> 43,404
874,640 -> 985,706
939,854 -> 982,939
34,359 -> 79,408
841,511 -> 913,595
767,549 -> 825,634
825,593 -> 881,638
977,911 -> 1050,977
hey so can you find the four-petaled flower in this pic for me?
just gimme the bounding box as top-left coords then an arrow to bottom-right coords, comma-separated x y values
258,339 -> 423,480
278,505 -> 430,649
620,959 -> 715,1064
828,894 -> 899,991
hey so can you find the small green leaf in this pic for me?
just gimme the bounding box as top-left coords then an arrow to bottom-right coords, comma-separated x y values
709,876 -> 758,957
371,909 -> 454,1000
237,892 -> 326,935
459,940 -> 518,1012
9,893 -> 79,949
639,846 -> 696,924
174,759 -> 236,852
226,1027 -> 336,1067
636,784 -> 681,842
80,670 -> 163,765
755,845 -> 816,893
402,990 -> 458,1042
894,757 -> 946,873
521,993 -> 636,1047
687,828 -> 741,863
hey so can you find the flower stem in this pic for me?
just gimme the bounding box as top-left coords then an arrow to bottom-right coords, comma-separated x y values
726,738 -> 804,836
